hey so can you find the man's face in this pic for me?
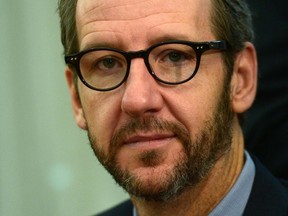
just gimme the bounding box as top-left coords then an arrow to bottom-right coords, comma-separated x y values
74,0 -> 234,201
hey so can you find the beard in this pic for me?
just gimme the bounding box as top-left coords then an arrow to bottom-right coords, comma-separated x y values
87,80 -> 234,202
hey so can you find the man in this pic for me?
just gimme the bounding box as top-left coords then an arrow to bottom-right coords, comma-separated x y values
58,0 -> 288,215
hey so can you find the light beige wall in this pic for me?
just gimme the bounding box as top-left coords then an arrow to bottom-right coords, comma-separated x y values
0,1 -> 128,215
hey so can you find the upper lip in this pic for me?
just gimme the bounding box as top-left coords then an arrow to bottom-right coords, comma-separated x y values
123,132 -> 175,145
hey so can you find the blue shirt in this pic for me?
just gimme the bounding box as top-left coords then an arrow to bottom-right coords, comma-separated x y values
133,151 -> 255,216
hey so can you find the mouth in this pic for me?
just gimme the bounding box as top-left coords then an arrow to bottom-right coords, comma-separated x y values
123,133 -> 176,150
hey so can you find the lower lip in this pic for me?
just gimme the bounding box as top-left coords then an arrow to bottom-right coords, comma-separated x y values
124,137 -> 175,151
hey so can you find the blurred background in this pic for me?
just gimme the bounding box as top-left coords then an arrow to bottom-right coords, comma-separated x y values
0,1 -> 128,216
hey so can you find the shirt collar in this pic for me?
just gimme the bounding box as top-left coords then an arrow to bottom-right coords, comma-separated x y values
209,151 -> 255,216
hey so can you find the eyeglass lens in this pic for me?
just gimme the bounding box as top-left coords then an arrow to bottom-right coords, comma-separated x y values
79,43 -> 198,90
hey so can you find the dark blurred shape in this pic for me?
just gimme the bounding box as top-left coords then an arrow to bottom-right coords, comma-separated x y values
244,0 -> 288,179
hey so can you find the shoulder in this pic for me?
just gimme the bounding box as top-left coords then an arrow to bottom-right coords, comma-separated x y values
95,200 -> 133,216
244,155 -> 288,215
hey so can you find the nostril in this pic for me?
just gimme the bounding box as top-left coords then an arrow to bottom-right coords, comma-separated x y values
121,80 -> 164,117
121,95 -> 162,118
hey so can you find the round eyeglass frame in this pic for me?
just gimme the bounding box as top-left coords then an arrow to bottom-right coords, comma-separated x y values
65,40 -> 228,91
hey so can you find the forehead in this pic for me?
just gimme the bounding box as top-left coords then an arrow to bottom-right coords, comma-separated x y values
76,0 -> 213,50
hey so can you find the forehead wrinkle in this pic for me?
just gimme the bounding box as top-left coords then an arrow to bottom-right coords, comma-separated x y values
78,0 -> 188,24
82,8 -> 186,24
79,9 -> 193,34
78,11 -> 188,48
80,30 -> 125,50
77,3 -> 176,46
77,0 -> 211,23
80,0 -> 152,14
77,0 -> 213,50
84,0 -> 154,18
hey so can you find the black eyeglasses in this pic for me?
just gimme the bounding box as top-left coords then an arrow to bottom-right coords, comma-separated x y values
65,40 -> 228,91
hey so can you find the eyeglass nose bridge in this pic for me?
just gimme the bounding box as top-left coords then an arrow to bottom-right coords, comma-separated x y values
127,50 -> 147,59
124,49 -> 156,76
126,50 -> 151,67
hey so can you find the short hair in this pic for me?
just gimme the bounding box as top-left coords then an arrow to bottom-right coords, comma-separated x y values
58,0 -> 78,55
211,0 -> 254,78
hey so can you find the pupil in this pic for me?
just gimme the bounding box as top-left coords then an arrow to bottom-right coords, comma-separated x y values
103,58 -> 116,68
169,52 -> 181,62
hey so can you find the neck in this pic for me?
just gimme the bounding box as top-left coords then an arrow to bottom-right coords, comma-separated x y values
131,121 -> 245,216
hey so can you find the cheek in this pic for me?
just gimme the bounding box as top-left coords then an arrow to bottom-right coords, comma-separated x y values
171,96 -> 213,138
80,89 -> 122,151
164,78 -> 223,138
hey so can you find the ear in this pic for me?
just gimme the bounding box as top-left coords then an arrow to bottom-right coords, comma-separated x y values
230,42 -> 258,113
65,67 -> 87,130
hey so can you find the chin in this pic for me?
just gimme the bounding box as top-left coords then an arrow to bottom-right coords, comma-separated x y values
113,151 -> 193,202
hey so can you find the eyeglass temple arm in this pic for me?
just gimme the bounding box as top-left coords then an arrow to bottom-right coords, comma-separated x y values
208,40 -> 228,51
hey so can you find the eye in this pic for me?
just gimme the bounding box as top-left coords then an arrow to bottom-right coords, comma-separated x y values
97,57 -> 121,70
167,51 -> 186,63
158,50 -> 193,66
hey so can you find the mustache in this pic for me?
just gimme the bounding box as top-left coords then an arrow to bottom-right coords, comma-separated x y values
110,117 -> 191,153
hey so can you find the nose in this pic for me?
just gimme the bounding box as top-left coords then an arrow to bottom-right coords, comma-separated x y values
121,58 -> 164,117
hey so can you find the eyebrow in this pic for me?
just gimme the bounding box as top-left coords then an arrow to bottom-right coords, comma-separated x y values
80,31 -> 126,51
81,40 -> 123,51
148,34 -> 193,45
